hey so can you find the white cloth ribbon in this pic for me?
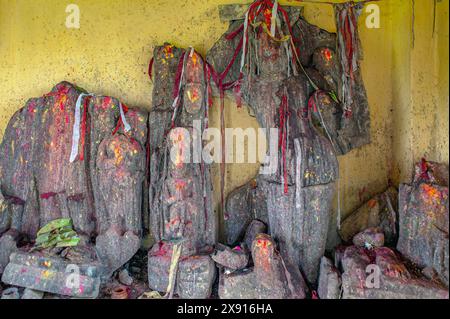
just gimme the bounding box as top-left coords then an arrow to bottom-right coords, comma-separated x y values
240,10 -> 250,73
70,93 -> 93,163
170,48 -> 190,123
271,0 -> 278,37
119,102 -> 131,133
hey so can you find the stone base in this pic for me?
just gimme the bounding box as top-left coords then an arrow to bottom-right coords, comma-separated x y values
218,267 -> 306,299
148,247 -> 216,299
219,269 -> 260,299
1,252 -> 101,298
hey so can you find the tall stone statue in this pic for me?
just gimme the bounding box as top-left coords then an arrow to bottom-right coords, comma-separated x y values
148,45 -> 217,298
206,1 -> 349,285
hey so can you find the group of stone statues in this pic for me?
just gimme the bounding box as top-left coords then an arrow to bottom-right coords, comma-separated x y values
0,1 -> 447,300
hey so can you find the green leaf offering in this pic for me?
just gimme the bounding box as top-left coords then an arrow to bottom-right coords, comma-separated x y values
328,91 -> 339,103
34,218 -> 80,251
37,218 -> 73,236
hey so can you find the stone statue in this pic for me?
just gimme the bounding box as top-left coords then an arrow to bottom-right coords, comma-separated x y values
95,133 -> 145,274
0,82 -> 147,297
148,45 -> 217,298
206,2 -> 342,286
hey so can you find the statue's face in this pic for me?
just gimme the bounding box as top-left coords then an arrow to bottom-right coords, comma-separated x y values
168,127 -> 191,175
257,30 -> 287,77
183,84 -> 203,115
252,233 -> 275,273
105,135 -> 140,168
313,47 -> 339,91
183,52 -> 204,115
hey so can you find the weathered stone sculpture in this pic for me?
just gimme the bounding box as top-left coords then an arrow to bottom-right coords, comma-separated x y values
95,133 -> 145,274
317,256 -> 342,299
397,160 -> 449,287
148,45 -> 217,298
340,187 -> 398,246
0,82 -> 147,296
219,233 -> 306,299
207,2 -> 341,285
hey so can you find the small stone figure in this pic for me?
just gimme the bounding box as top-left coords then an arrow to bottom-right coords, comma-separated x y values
397,160 -> 449,287
219,233 -> 306,299
211,243 -> 249,271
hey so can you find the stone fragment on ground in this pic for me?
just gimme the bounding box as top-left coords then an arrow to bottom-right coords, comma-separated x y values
1,287 -> 20,299
317,256 -> 341,299
211,243 -> 249,271
118,269 -> 133,286
341,245 -> 448,299
22,288 -> 44,299
1,251 -> 101,299
340,187 -> 398,245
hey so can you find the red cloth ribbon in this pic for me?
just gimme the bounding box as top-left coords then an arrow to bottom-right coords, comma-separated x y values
420,157 -> 430,181
79,96 -> 92,161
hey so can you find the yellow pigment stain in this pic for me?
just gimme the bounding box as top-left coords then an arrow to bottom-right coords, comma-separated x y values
114,145 -> 124,166
422,184 -> 441,204
187,89 -> 199,103
191,53 -> 198,66
163,44 -> 174,59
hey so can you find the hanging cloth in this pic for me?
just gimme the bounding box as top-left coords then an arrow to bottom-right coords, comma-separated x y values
70,93 -> 94,162
334,2 -> 363,118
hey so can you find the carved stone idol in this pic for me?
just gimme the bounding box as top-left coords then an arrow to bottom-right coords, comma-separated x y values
148,45 -> 217,298
95,133 -> 145,274
219,233 -> 306,299
207,5 -> 339,286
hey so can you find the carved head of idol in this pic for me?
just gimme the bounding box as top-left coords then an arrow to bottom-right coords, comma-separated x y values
168,127 -> 192,177
105,134 -> 141,170
252,233 -> 277,277
183,51 -> 204,116
313,47 -> 339,92
256,29 -> 288,79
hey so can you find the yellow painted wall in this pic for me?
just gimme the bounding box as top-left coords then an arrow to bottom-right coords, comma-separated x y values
391,0 -> 449,184
0,0 -> 447,245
